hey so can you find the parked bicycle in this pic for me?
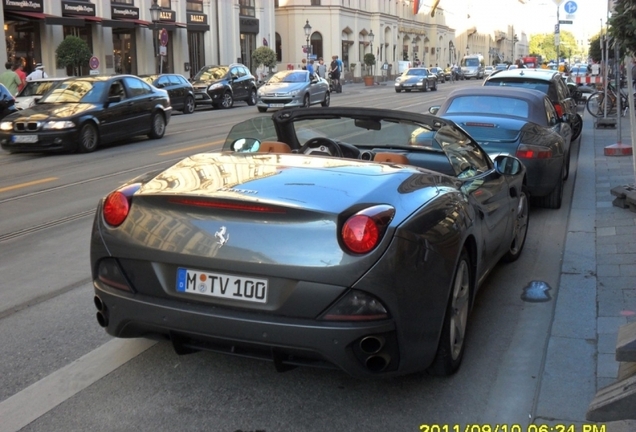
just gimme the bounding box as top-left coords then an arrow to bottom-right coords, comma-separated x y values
585,82 -> 631,118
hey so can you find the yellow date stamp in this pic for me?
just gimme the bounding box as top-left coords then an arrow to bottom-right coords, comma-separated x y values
418,425 -> 607,432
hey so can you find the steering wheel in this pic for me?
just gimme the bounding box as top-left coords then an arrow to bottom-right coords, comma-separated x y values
299,137 -> 343,157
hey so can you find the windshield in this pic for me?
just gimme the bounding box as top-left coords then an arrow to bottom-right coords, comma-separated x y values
194,66 -> 228,81
445,96 -> 529,118
483,78 -> 549,94
268,71 -> 308,83
404,69 -> 427,77
462,58 -> 480,67
39,80 -> 106,103
19,80 -> 63,97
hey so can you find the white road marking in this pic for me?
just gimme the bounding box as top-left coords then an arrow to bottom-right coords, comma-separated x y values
0,338 -> 157,432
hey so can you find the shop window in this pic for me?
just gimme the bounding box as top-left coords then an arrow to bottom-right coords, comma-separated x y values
275,33 -> 282,62
239,0 -> 255,17
186,0 -> 203,12
310,32 -> 323,60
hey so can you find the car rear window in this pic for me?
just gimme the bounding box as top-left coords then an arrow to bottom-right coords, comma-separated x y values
483,78 -> 549,95
445,96 -> 529,118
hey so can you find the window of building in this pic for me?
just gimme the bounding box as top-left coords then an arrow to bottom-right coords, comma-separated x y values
112,0 -> 133,4
158,0 -> 171,8
274,0 -> 279,7
186,0 -> 203,12
311,0 -> 321,5
310,32 -> 323,60
239,0 -> 255,17
275,33 -> 282,62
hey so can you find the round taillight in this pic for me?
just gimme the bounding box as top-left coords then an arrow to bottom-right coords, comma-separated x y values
342,215 -> 380,254
103,191 -> 130,227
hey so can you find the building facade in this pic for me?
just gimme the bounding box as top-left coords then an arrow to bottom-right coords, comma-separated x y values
0,0 -> 275,78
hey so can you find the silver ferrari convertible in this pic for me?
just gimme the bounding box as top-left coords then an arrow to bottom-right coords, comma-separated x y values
90,107 -> 529,378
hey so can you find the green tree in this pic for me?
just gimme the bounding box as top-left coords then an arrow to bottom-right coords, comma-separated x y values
55,36 -> 92,76
251,46 -> 277,70
363,53 -> 376,76
608,0 -> 636,54
528,31 -> 579,63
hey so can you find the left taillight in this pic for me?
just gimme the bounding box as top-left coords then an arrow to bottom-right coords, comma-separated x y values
553,102 -> 564,117
341,205 -> 395,254
102,183 -> 141,227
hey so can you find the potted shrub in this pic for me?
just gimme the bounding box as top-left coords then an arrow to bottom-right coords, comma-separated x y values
55,36 -> 92,76
363,53 -> 376,86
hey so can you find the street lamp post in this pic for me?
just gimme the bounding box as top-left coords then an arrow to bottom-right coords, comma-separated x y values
150,0 -> 161,74
412,39 -> 416,65
369,30 -> 374,77
449,41 -> 454,64
303,20 -> 312,62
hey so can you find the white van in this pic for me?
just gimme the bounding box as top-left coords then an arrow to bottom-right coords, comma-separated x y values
460,54 -> 485,79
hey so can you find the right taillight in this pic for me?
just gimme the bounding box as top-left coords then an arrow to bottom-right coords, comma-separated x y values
341,205 -> 395,254
102,183 -> 141,227
553,102 -> 564,117
516,144 -> 553,159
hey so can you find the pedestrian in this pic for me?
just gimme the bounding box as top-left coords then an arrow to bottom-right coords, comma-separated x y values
13,57 -> 26,93
316,57 -> 327,79
329,55 -> 341,93
26,63 -> 48,81
0,61 -> 22,96
631,60 -> 636,87
307,59 -> 315,75
301,58 -> 307,70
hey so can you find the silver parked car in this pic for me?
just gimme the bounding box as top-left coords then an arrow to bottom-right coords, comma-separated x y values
256,70 -> 330,113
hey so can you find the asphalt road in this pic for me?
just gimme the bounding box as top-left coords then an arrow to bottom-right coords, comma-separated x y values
0,78 -> 581,432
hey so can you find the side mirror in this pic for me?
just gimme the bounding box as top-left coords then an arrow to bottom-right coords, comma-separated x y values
428,106 -> 440,115
494,155 -> 523,176
231,137 -> 261,153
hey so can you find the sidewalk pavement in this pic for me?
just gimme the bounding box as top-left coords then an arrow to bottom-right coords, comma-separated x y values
535,107 -> 636,428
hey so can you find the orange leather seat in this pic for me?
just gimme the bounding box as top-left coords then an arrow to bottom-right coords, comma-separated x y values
258,141 -> 292,153
373,152 -> 410,165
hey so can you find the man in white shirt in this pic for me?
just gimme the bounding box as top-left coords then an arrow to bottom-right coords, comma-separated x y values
26,63 -> 48,81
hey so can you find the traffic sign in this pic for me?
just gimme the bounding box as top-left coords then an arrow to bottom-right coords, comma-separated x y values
564,1 -> 577,14
159,28 -> 168,47
559,20 -> 573,24
89,56 -> 99,70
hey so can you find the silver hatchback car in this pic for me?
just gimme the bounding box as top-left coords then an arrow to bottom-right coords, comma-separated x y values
256,70 -> 330,113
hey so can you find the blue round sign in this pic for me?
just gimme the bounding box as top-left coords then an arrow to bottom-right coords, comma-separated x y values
564,1 -> 577,14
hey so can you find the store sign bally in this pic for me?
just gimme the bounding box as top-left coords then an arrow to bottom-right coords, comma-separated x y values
159,10 -> 175,22
187,13 -> 207,24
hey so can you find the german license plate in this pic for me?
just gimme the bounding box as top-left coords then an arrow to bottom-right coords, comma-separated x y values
403,83 -> 413,87
176,268 -> 267,303
268,103 -> 284,108
12,135 -> 38,143
195,94 -> 204,100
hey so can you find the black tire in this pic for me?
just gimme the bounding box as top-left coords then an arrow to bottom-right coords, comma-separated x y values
257,107 -> 268,113
77,123 -> 99,153
428,249 -> 472,376
571,113 -> 583,141
422,81 -> 429,92
563,149 -> 571,181
501,187 -> 529,263
432,80 -> 438,91
395,88 -> 402,93
246,88 -> 257,106
302,94 -> 310,108
534,164 -> 564,209
148,112 -> 166,139
182,96 -> 195,114
405,89 -> 412,92
220,92 -> 233,109
321,91 -> 330,107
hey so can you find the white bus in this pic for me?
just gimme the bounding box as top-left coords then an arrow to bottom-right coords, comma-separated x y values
460,54 -> 485,79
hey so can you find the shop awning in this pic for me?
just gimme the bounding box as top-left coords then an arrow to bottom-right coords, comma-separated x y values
187,23 -> 209,32
4,10 -> 85,26
102,18 -> 150,29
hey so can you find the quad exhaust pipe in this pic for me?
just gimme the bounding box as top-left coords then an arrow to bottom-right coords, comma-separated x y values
94,295 -> 109,327
359,335 -> 391,372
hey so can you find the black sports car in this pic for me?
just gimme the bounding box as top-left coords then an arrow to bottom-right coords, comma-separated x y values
0,75 -> 171,153
394,68 -> 438,92
90,107 -> 528,378
140,74 -> 195,114
430,87 -> 572,209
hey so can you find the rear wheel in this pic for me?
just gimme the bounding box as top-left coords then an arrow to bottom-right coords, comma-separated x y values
77,123 -> 99,153
501,187 -> 529,263
534,164 -> 565,209
428,249 -> 472,376
148,112 -> 166,139
246,89 -> 257,106
321,91 -> 330,107
182,95 -> 195,114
